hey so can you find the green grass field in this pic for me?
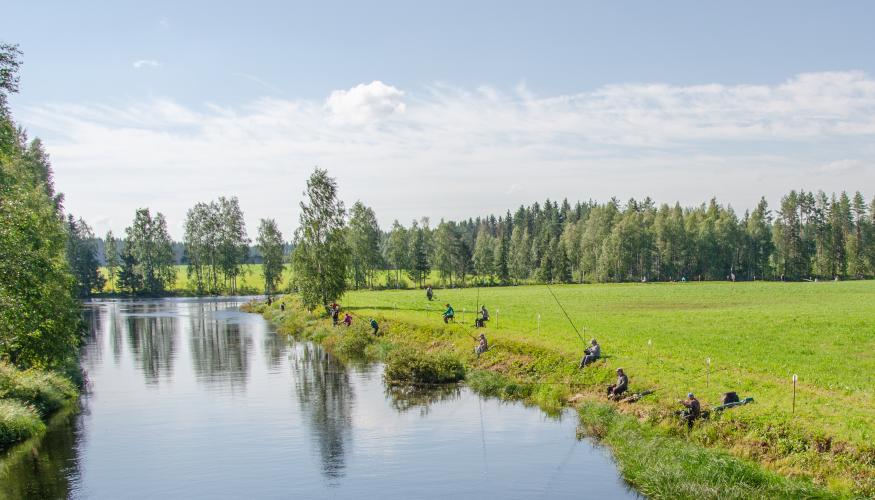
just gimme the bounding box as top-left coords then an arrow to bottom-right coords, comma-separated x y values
342,281 -> 875,449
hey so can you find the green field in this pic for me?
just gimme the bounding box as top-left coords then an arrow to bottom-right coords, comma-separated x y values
343,281 -> 874,443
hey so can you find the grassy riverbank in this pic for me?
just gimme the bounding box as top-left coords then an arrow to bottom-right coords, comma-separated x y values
0,363 -> 77,450
246,282 -> 874,498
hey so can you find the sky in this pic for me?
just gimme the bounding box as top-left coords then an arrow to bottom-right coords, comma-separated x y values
3,1 -> 875,239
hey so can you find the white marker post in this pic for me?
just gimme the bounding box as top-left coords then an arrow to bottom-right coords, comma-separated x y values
706,357 -> 711,387
792,374 -> 798,414
496,308 -> 500,328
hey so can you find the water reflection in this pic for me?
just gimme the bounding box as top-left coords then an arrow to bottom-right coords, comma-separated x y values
293,343 -> 353,482
189,315 -> 251,390
386,384 -> 462,415
0,407 -> 81,499
125,313 -> 177,385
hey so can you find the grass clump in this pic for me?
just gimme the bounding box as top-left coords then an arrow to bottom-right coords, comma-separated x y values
0,363 -> 77,417
577,401 -> 835,500
384,347 -> 465,385
0,400 -> 44,448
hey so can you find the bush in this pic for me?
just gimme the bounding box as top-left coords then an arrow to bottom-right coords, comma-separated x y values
0,400 -> 44,448
384,348 -> 465,384
333,329 -> 375,359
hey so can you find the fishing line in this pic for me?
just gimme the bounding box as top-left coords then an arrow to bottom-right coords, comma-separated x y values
544,283 -> 586,344
478,394 -> 488,477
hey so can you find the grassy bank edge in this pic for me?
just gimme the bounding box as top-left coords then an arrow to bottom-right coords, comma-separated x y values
244,296 -> 854,499
0,363 -> 79,452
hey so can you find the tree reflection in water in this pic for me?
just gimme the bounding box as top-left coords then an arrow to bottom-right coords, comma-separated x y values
0,407 -> 82,499
292,343 -> 353,483
385,383 -> 462,416
189,302 -> 252,390
124,303 -> 177,385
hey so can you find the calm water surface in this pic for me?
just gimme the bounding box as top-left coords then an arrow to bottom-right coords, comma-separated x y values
0,298 -> 636,499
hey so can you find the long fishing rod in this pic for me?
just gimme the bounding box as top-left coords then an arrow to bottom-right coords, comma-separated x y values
544,282 -> 587,344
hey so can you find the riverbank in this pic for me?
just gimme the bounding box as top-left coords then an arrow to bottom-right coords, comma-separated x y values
0,363 -> 78,451
245,293 -> 868,498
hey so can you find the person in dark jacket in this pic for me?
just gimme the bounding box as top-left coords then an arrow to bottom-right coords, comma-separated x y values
679,393 -> 701,429
606,368 -> 628,399
426,286 -> 434,301
474,333 -> 488,357
370,318 -> 379,336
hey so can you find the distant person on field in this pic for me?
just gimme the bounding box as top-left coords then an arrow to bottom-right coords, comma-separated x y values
342,313 -> 352,327
475,305 -> 489,327
579,339 -> 601,368
280,303 -> 285,312
679,393 -> 701,429
474,333 -> 488,357
426,286 -> 434,301
443,303 -> 455,323
606,368 -> 628,399
369,318 -> 379,336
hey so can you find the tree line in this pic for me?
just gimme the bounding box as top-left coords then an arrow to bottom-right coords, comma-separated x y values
1,43 -> 82,369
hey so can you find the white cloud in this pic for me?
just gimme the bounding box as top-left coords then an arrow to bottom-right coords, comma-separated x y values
324,80 -> 406,125
132,59 -> 161,69
20,73 -> 875,238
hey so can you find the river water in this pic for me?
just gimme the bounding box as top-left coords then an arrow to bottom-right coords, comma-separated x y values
0,298 -> 636,499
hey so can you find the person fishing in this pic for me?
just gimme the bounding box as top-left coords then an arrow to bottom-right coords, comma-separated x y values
370,318 -> 379,336
443,303 -> 455,323
426,285 -> 434,301
606,368 -> 628,400
475,305 -> 489,327
678,393 -> 701,429
342,313 -> 352,327
474,333 -> 488,357
330,302 -> 340,326
579,338 -> 601,368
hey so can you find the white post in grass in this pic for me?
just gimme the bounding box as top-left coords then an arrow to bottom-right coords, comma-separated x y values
792,374 -> 798,414
706,357 -> 711,387
496,308 -> 500,328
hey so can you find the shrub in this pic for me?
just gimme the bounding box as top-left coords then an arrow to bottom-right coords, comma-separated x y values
333,329 -> 374,359
384,348 -> 465,384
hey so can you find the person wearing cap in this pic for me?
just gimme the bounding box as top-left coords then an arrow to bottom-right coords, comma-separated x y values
369,318 -> 379,336
606,368 -> 628,399
442,303 -> 455,323
679,392 -> 701,429
579,339 -> 601,368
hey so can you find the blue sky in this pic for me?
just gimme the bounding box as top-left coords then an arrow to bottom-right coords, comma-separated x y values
3,1 -> 875,237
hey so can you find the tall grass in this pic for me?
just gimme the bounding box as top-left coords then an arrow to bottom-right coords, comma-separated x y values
0,400 -> 44,449
577,401 -> 836,499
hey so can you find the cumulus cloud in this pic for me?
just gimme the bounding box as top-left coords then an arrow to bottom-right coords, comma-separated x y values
325,80 -> 406,124
20,73 -> 875,238
132,59 -> 161,69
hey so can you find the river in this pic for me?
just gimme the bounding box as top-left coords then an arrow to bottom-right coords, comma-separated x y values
0,298 -> 636,499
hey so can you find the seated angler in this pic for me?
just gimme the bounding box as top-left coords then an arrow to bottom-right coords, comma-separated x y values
443,303 -> 455,324
342,313 -> 352,327
475,305 -> 489,328
679,393 -> 701,429
474,333 -> 488,357
579,339 -> 601,368
606,368 -> 628,400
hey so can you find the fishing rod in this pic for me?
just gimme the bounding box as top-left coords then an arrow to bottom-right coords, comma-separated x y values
544,282 -> 587,345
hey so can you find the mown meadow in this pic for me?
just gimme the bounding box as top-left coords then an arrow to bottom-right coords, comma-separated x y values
330,280 -> 875,496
